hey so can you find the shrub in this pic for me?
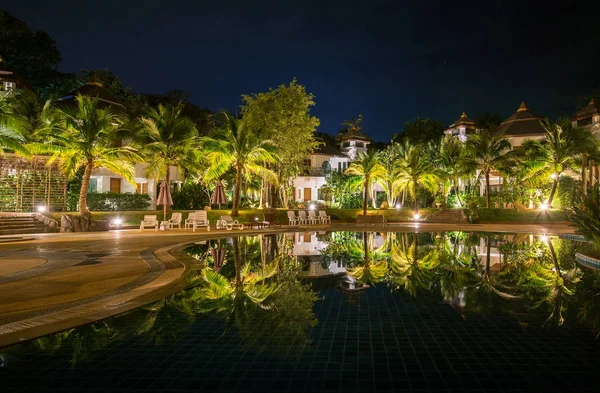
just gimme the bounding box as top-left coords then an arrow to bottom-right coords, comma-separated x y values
571,184 -> 600,248
380,201 -> 389,209
86,192 -> 151,211
172,182 -> 211,210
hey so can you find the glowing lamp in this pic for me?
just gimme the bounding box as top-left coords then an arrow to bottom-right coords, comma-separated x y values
309,204 -> 315,210
37,205 -> 47,213
112,218 -> 122,226
550,173 -> 557,179
413,213 -> 420,220
540,203 -> 548,210
540,235 -> 548,242
395,204 -> 401,209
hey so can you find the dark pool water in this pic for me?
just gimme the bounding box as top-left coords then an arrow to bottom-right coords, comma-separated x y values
2,231 -> 600,392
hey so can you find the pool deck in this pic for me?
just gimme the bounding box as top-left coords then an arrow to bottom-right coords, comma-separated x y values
0,221 -> 574,347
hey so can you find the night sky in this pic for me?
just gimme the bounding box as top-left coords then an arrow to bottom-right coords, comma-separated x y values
3,0 -> 600,141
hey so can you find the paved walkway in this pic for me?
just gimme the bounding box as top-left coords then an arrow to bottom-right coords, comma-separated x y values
0,222 -> 574,347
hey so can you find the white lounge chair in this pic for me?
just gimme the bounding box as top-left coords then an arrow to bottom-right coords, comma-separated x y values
220,215 -> 244,230
287,211 -> 299,226
297,210 -> 308,225
307,210 -> 319,224
140,215 -> 159,231
318,210 -> 331,224
185,211 -> 210,232
165,212 -> 182,229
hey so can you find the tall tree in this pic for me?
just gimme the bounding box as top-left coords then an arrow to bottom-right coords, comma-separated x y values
201,112 -> 278,216
392,117 -> 445,145
378,141 -> 408,207
393,145 -> 439,214
138,103 -> 201,201
462,130 -> 512,208
241,79 -> 320,208
30,95 -> 140,216
0,91 -> 29,155
521,119 -> 596,207
345,150 -> 387,215
474,112 -> 504,132
145,89 -> 214,136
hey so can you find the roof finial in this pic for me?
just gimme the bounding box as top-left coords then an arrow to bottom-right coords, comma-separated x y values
87,73 -> 103,87
517,101 -> 528,112
461,112 -> 467,118
590,98 -> 596,105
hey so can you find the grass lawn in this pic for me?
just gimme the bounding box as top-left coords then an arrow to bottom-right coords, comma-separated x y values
48,207 -> 570,227
475,208 -> 568,223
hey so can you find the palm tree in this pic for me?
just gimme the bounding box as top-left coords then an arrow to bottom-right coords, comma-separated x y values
436,135 -> 468,206
521,119 -> 596,207
29,95 -> 140,216
0,91 -> 29,155
138,103 -> 200,200
378,141 -> 408,207
201,112 -> 278,216
346,232 -> 389,286
462,130 -> 511,208
345,149 -> 387,215
393,145 -> 439,215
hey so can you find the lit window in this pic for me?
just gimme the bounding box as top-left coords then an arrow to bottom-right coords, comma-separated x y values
3,81 -> 15,91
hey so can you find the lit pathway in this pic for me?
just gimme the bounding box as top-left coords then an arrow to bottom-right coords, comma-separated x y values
0,221 -> 574,347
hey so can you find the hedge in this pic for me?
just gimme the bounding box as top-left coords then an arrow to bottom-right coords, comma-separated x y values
86,192 -> 151,211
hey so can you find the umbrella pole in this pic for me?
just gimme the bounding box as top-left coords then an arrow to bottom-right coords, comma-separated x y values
163,204 -> 167,230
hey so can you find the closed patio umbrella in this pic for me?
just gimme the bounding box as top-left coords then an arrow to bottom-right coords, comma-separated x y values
156,180 -> 173,228
211,180 -> 227,210
211,248 -> 227,272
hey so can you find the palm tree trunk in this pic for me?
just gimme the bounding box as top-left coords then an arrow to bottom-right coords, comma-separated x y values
547,176 -> 559,207
233,237 -> 242,287
362,232 -> 369,267
163,167 -> 170,223
485,235 -> 491,277
485,171 -> 491,208
79,162 -> 93,217
362,176 -> 369,216
414,183 -> 419,214
547,238 -> 563,280
232,164 -> 242,216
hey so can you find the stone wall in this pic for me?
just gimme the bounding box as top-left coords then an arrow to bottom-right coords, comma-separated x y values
60,215 -> 110,233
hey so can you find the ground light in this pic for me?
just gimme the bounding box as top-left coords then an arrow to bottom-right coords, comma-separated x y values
413,213 -> 420,220
309,204 -> 315,210
541,234 -> 548,242
395,203 -> 401,209
550,173 -> 557,179
112,218 -> 122,227
539,202 -> 548,210
36,205 -> 46,213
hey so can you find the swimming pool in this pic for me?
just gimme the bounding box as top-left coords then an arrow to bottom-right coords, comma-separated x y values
1,231 -> 599,392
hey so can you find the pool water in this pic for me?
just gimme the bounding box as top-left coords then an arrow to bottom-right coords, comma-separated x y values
2,231 -> 600,392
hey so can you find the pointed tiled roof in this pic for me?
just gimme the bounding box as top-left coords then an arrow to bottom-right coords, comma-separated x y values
444,112 -> 478,135
340,128 -> 371,141
0,56 -> 31,90
572,99 -> 600,122
492,101 -> 546,137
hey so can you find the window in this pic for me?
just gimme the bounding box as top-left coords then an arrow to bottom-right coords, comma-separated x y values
110,178 -> 121,193
338,162 -> 342,172
88,178 -> 98,193
342,142 -> 350,148
356,142 -> 364,148
3,81 -> 15,91
303,159 -> 311,167
136,182 -> 148,194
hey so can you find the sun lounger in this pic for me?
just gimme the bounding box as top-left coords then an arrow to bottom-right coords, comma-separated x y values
140,215 -> 159,231
220,215 -> 244,230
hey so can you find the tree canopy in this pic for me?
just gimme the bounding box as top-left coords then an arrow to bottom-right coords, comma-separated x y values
392,117 -> 445,145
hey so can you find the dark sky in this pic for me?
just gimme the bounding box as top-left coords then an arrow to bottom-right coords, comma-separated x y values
3,0 -> 600,141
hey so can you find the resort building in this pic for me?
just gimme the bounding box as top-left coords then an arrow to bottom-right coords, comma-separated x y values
491,101 -> 546,148
0,57 -> 29,93
443,112 -> 480,142
572,99 -> 600,133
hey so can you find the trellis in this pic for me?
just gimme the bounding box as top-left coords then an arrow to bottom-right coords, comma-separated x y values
0,154 -> 67,212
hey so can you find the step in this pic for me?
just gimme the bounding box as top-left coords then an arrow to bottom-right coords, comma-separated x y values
0,224 -> 47,230
0,228 -> 50,235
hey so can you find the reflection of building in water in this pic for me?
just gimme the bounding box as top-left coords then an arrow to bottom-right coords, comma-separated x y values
444,291 -> 466,308
292,231 -> 347,277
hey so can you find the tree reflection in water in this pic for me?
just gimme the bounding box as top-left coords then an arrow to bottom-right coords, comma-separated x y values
5,231 -> 600,367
